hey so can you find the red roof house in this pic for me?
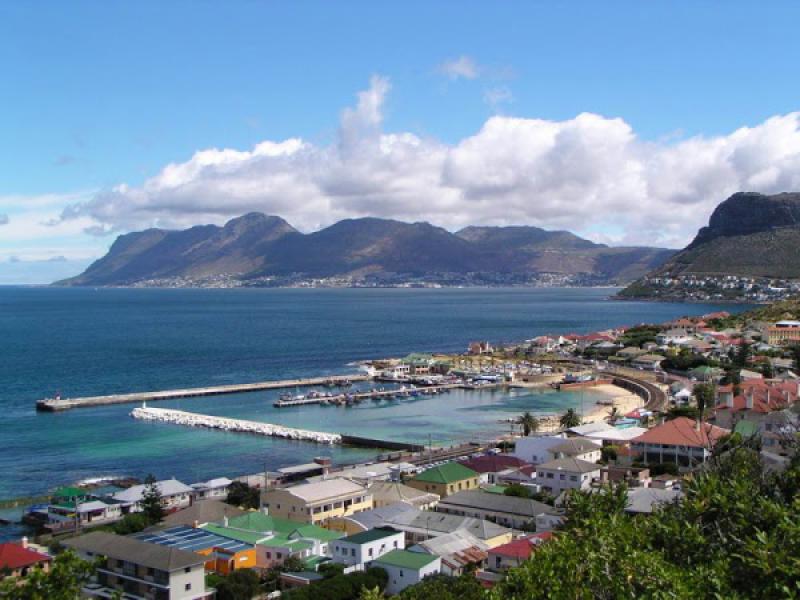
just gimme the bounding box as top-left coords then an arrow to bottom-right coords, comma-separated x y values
488,532 -> 554,570
0,542 -> 51,577
631,417 -> 729,468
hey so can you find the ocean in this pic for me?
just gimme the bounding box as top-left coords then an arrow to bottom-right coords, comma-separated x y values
0,286 -> 749,536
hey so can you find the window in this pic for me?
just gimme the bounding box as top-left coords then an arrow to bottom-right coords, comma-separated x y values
184,567 -> 191,573
400,570 -> 404,577
368,548 -> 373,557
351,549 -> 355,557
266,552 -> 272,558
393,541 -> 398,548
185,583 -> 192,591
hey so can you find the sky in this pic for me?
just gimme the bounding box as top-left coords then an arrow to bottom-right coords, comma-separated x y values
3,1 -> 800,283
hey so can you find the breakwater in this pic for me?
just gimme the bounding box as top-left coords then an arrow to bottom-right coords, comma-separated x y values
37,374 -> 369,412
130,406 -> 342,444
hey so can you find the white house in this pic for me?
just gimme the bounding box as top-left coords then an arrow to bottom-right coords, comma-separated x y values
535,458 -> 601,496
113,479 -> 194,513
513,434 -> 567,465
330,527 -> 404,569
190,477 -> 232,501
547,438 -> 602,463
372,549 -> 441,595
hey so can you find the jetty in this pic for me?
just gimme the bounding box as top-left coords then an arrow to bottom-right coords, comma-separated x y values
36,374 -> 369,412
131,406 -> 342,444
272,383 -> 460,407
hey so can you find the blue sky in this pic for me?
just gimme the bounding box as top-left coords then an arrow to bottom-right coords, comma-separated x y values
2,1 -> 800,282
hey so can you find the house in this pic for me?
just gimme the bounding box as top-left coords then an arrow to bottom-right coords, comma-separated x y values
327,503 -> 419,536
513,434 -> 568,465
408,530 -> 488,576
630,417 -> 729,468
133,525 -> 256,575
261,478 -> 372,525
330,527 -> 405,569
405,463 -> 480,498
113,479 -> 194,514
0,540 -> 51,580
372,550 -> 441,595
434,490 -> 561,531
377,508 -> 512,547
63,531 -> 212,600
487,532 -> 553,571
617,347 -> 648,361
656,329 -> 692,346
625,488 -> 682,514
190,477 -> 232,501
767,320 -> 800,346
468,341 -> 494,355
203,511 -> 341,569
547,438 -> 602,463
713,380 -> 798,430
367,481 -> 439,510
598,465 -> 651,488
535,458 -> 601,496
458,455 -> 531,484
159,499 -> 246,528
632,354 -> 666,370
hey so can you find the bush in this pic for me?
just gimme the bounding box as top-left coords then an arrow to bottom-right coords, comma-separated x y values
112,512 -> 152,535
284,567 -> 388,600
504,483 -> 532,498
225,481 -> 260,509
215,569 -> 262,600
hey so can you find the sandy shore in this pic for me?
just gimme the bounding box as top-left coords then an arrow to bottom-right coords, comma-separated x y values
526,383 -> 643,433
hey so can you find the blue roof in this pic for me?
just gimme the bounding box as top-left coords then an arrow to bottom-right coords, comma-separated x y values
133,525 -> 251,554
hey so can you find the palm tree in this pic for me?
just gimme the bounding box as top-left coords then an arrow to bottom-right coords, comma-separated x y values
559,408 -> 581,429
517,412 -> 539,437
606,407 -> 621,423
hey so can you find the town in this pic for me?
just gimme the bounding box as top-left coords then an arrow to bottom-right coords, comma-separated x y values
4,296 -> 800,599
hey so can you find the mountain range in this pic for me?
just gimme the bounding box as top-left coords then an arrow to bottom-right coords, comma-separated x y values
620,191 -> 800,299
58,215 -> 675,286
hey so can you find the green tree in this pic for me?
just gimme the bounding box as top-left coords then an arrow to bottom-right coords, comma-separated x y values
504,483 -> 532,498
111,512 -> 150,535
0,550 -> 96,600
693,382 -> 716,417
559,408 -> 581,429
398,574 -> 485,599
281,555 -> 306,573
517,412 -> 539,437
225,481 -> 261,510
733,341 -> 751,368
215,569 -> 261,600
790,344 -> 800,371
140,474 -> 164,523
359,586 -> 385,600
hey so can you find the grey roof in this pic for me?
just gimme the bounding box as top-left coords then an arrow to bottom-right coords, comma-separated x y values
63,531 -> 205,571
436,490 -> 555,517
368,481 -> 440,507
387,510 -> 510,541
625,488 -> 682,514
159,499 -> 246,528
549,438 -> 600,456
345,503 -> 421,531
113,479 -> 193,504
537,458 -> 601,474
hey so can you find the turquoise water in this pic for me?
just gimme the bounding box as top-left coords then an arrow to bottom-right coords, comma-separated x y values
0,286 -> 749,510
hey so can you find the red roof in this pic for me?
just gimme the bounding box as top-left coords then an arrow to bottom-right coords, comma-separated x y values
459,455 -> 530,474
631,417 -> 729,449
715,381 -> 798,415
0,543 -> 51,570
490,532 -> 553,559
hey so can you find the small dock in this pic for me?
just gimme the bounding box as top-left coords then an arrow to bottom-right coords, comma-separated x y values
36,374 -> 369,412
272,384 -> 460,407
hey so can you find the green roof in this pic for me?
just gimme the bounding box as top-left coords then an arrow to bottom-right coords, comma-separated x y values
225,512 -> 341,542
482,485 -> 507,495
373,549 -> 438,570
258,536 -> 313,552
411,462 -> 478,485
340,528 -> 400,545
54,486 -> 86,498
734,419 -> 760,437
202,524 -> 267,545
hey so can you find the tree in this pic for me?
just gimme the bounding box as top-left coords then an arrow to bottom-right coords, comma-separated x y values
281,555 -> 306,573
790,344 -> 800,371
517,412 -> 539,437
283,567 -> 387,600
559,408 -> 581,429
0,550 -> 96,600
491,444 -> 800,599
225,481 -> 261,510
693,382 -> 716,417
112,512 -> 150,535
733,341 -> 751,368
398,574 -> 485,600
504,483 -> 532,498
140,474 -> 164,523
214,569 -> 261,600
606,407 -> 621,423
359,586 -> 385,600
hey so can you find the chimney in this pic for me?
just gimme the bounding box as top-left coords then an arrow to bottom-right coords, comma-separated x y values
745,388 -> 754,410
192,520 -> 199,529
262,506 -> 269,515
723,391 -> 734,409
20,537 -> 28,549
223,516 -> 229,527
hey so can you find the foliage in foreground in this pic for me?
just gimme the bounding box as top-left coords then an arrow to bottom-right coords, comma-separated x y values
0,549 -> 95,600
492,445 -> 800,599
283,566 -> 388,600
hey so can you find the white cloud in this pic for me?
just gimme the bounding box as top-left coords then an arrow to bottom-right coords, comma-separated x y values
56,77 -> 800,249
438,56 -> 480,80
0,214 -> 8,225
483,86 -> 514,110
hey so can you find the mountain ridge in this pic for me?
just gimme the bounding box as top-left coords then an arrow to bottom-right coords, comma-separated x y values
58,215 -> 675,287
